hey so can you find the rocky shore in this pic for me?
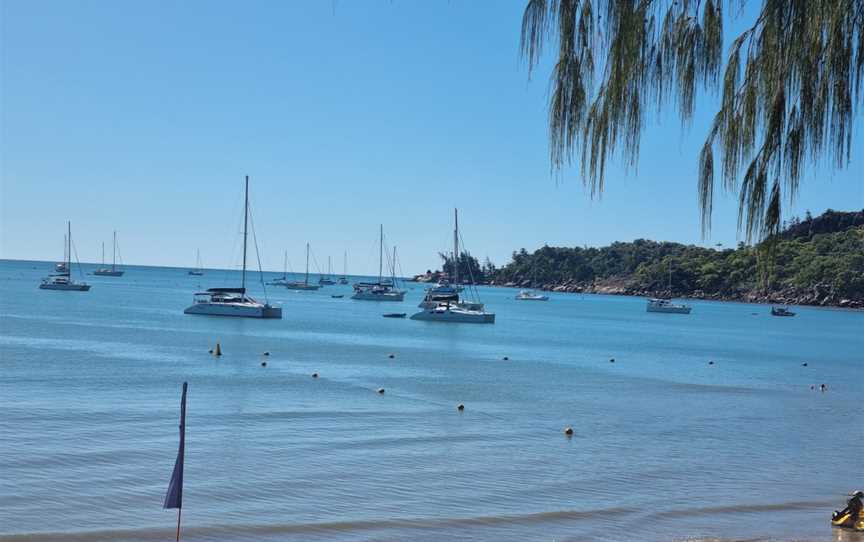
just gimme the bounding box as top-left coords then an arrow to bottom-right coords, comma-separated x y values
488,277 -> 864,310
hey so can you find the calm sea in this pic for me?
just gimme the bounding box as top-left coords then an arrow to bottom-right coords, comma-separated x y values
1,259 -> 862,542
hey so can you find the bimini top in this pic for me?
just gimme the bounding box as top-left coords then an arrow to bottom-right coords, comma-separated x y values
203,287 -> 246,294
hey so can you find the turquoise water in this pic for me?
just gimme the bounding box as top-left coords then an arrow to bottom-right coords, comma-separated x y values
1,259 -> 862,542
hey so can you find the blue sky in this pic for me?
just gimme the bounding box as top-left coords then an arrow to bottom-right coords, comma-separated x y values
2,0 -> 862,275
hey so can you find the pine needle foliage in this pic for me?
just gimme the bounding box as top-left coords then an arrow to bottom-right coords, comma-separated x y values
521,0 -> 864,242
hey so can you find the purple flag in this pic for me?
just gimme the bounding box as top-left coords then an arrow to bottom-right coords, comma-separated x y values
163,382 -> 187,510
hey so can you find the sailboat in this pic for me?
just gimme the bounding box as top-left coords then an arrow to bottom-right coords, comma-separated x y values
55,235 -> 69,273
94,231 -> 124,276
188,249 -> 204,276
268,250 -> 290,285
352,225 -> 405,301
40,222 -> 91,291
411,209 -> 494,323
646,260 -> 691,314
338,251 -> 349,284
318,256 -> 336,285
184,176 -> 282,318
284,243 -> 320,290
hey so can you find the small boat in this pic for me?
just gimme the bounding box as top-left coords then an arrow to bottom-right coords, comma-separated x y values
516,290 -> 549,301
351,226 -> 405,301
646,298 -> 691,314
188,249 -> 204,276
285,243 -> 321,290
268,250 -> 291,285
383,312 -> 406,318
771,306 -> 796,317
40,222 -> 91,291
338,251 -> 349,284
318,256 -> 336,285
409,209 -> 494,323
93,231 -> 124,276
183,176 -> 281,319
331,294 -> 344,299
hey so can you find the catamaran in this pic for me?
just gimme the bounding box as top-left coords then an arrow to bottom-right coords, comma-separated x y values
284,243 -> 320,290
338,251 -> 349,284
184,176 -> 282,319
411,209 -> 495,323
188,249 -> 204,276
40,222 -> 91,291
646,261 -> 691,314
93,231 -> 124,276
352,225 -> 405,301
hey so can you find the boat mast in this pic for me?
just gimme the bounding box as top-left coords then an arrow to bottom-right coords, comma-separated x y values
378,224 -> 383,284
67,221 -> 72,276
241,176 -> 249,292
283,249 -> 288,280
392,246 -> 398,284
112,231 -> 117,271
101,242 -> 105,267
453,208 -> 459,285
305,243 -> 310,285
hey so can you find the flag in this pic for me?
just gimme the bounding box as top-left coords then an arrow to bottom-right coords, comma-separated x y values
164,382 -> 187,510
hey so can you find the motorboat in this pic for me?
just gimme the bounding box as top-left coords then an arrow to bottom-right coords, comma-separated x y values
516,290 -> 549,301
93,231 -> 124,276
646,298 -> 691,314
183,176 -> 281,319
771,306 -> 796,317
40,222 -> 90,291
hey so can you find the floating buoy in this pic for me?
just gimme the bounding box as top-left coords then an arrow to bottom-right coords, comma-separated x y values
388,354 -> 395,359
810,385 -> 816,390
312,372 -> 319,378
214,342 -> 222,356
457,404 -> 465,412
263,351 -> 270,356
563,426 -> 574,437
377,388 -> 385,394
820,383 -> 828,392
261,361 -> 267,367
802,362 -> 808,367
502,356 -> 509,361
208,349 -> 213,354
609,358 -> 615,363
708,361 -> 714,365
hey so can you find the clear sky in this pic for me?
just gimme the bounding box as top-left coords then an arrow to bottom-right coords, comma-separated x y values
2,0 -> 862,276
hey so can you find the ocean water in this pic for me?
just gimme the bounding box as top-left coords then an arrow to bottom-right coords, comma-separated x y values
1,259 -> 862,542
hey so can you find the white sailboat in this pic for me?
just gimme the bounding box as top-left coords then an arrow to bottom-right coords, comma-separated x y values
268,250 -> 290,285
646,261 -> 691,314
40,222 -> 91,291
411,209 -> 494,323
55,235 -> 69,273
352,225 -> 405,301
184,176 -> 282,319
338,251 -> 349,284
93,231 -> 124,276
516,290 -> 549,301
284,243 -> 321,290
188,249 -> 204,276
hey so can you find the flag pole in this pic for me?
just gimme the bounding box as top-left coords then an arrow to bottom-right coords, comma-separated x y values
164,382 -> 187,542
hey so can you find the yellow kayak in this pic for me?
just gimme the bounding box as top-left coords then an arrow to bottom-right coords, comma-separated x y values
831,511 -> 864,531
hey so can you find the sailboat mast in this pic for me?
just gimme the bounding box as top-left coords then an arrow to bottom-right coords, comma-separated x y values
305,243 -> 310,285
67,221 -> 72,275
283,249 -> 288,280
392,246 -> 397,283
112,231 -> 117,271
241,176 -> 249,291
453,208 -> 459,284
101,242 -> 105,266
378,224 -> 383,284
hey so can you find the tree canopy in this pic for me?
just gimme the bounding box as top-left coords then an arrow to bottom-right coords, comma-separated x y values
521,0 -> 863,241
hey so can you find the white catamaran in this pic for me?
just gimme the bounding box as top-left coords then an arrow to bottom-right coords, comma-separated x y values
184,176 -> 282,319
352,225 -> 405,301
40,222 -> 91,291
93,231 -> 124,276
411,209 -> 495,323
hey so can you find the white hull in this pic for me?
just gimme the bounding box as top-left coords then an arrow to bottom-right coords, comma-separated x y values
516,292 -> 549,301
39,282 -> 91,291
646,299 -> 691,314
410,306 -> 495,323
352,290 -> 405,301
184,302 -> 282,318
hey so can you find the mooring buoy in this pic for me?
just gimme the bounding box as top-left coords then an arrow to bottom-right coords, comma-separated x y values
563,426 -> 574,436
457,404 -> 465,412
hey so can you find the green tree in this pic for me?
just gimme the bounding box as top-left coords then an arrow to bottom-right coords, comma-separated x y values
520,0 -> 863,241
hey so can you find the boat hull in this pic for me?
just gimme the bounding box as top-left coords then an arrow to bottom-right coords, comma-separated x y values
516,295 -> 549,301
184,302 -> 282,318
646,305 -> 691,314
352,291 -> 405,301
39,283 -> 91,291
284,283 -> 320,291
93,270 -> 124,277
188,271 -> 204,276
410,308 -> 495,323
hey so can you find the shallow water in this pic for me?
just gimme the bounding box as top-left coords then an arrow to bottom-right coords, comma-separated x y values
1,259 -> 862,542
